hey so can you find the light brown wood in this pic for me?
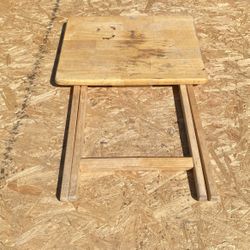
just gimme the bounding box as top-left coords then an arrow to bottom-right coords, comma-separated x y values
57,16 -> 211,201
60,86 -> 81,201
60,86 -> 87,201
80,157 -> 193,172
56,16 -> 207,86
187,85 -> 218,201
68,86 -> 87,200
179,85 -> 207,201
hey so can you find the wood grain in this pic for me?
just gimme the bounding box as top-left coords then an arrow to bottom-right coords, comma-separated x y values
80,157 -> 193,172
60,86 -> 87,201
179,85 -> 207,201
60,86 -> 81,201
187,85 -> 218,201
68,86 -> 87,200
56,16 -> 207,86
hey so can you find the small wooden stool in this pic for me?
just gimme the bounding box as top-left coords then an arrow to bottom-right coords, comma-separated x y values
55,16 -> 217,201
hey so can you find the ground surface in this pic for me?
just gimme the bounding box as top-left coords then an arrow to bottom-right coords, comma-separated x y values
0,0 -> 249,249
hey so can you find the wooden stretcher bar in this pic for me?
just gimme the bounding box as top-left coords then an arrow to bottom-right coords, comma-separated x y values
80,157 -> 193,172
179,85 -> 207,201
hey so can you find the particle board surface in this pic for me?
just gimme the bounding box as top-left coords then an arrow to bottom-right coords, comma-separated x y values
1,0 -> 250,248
56,16 -> 207,86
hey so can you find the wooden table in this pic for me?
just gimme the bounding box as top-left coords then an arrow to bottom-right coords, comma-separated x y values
56,16 -> 217,201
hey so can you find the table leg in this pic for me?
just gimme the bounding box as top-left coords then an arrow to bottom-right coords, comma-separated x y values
60,86 -> 87,201
187,85 -> 218,201
179,85 -> 208,201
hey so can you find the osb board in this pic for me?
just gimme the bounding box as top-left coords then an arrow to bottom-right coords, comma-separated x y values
56,16 -> 207,86
84,87 -> 185,158
0,0 -> 250,249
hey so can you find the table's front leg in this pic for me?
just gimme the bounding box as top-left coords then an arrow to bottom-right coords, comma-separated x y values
179,85 -> 208,201
60,86 -> 87,201
186,85 -> 218,201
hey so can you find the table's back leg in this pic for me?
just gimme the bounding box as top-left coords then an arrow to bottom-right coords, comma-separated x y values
60,86 -> 87,201
187,85 -> 218,201
179,85 -> 208,201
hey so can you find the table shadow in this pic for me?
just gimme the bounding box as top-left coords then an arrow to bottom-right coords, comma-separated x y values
50,22 -> 67,87
50,23 -> 73,200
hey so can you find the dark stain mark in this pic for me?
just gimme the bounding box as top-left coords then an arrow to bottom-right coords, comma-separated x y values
120,31 -> 166,65
122,32 -> 145,48
164,63 -> 172,67
130,30 -> 135,39
102,34 -> 115,40
125,48 -> 166,67
0,0 -> 61,186
96,27 -> 100,32
129,30 -> 145,41
110,26 -> 116,30
145,49 -> 166,58
135,48 -> 166,60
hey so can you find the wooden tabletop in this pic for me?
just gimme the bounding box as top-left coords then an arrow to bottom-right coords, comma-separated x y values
56,16 -> 207,86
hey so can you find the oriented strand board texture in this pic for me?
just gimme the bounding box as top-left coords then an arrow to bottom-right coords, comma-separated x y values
0,0 -> 249,249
